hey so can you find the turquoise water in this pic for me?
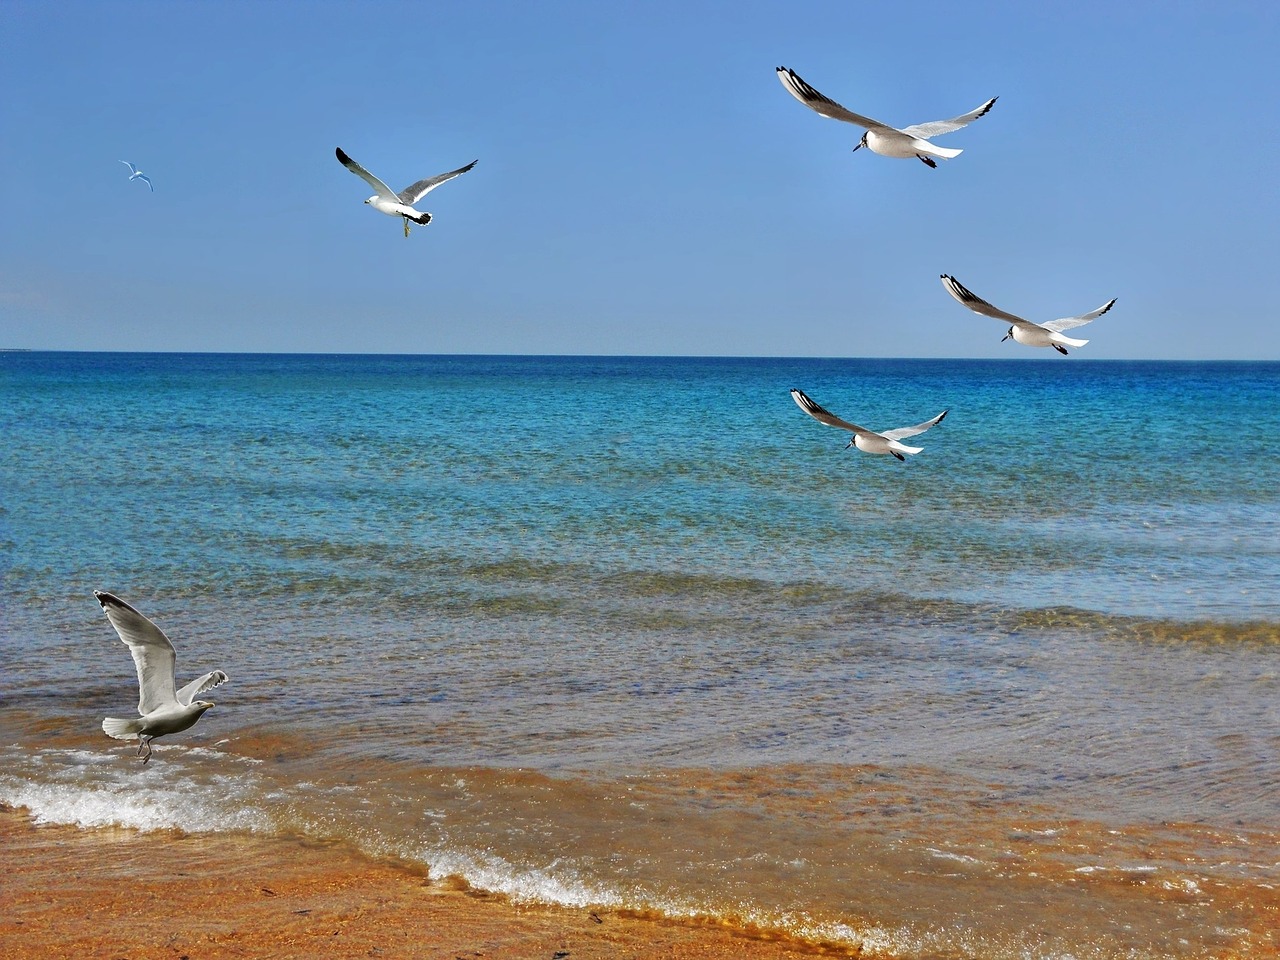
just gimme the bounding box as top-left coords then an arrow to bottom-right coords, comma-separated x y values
3,352 -> 1279,957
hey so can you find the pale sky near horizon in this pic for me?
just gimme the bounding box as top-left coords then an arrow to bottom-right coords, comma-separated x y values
2,1 -> 1278,359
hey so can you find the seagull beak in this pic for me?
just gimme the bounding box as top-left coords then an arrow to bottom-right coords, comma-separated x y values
1001,332 -> 1012,342
844,437 -> 856,449
851,141 -> 863,154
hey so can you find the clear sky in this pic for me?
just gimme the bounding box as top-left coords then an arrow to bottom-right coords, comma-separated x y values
3,1 -> 1278,358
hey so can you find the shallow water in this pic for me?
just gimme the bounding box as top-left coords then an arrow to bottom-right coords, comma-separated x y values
2,353 -> 1278,957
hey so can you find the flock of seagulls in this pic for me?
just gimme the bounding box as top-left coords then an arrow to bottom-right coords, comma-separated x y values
101,65 -> 1120,760
774,64 -> 1116,458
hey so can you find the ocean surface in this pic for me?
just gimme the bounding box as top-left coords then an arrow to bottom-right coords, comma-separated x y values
2,352 -> 1278,958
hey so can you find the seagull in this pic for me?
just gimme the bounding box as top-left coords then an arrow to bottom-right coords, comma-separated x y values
96,590 -> 228,764
940,275 -> 1116,355
776,67 -> 996,168
119,161 -> 153,191
791,389 -> 947,461
336,147 -> 477,237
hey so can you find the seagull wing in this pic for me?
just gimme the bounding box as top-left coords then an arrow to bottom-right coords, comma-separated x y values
138,173 -> 154,191
882,409 -> 948,441
900,98 -> 998,139
940,275 -> 1028,325
791,389 -> 869,435
176,670 -> 229,707
335,148 -> 399,201
776,67 -> 889,130
95,590 -> 178,715
398,160 -> 478,205
1043,298 -> 1117,332
119,161 -> 138,174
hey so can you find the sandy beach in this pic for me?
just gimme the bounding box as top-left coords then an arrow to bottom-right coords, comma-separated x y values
0,805 -> 843,960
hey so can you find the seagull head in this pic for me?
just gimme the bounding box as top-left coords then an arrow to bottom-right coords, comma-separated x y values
1001,327 -> 1014,342
364,196 -> 374,205
193,699 -> 215,712
852,132 -> 868,154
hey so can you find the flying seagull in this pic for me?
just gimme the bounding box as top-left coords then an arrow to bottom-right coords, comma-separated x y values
119,160 -> 153,191
791,389 -> 947,461
336,147 -> 477,237
940,274 -> 1116,355
97,590 -> 228,764
776,67 -> 996,168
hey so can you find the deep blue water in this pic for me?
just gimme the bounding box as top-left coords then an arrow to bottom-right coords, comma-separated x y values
4,352 -> 1278,620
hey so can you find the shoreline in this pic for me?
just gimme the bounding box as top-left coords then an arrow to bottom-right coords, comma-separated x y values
0,805 -> 845,960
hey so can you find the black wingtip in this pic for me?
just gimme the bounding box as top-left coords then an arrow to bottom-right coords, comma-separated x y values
335,147 -> 351,164
94,590 -> 132,612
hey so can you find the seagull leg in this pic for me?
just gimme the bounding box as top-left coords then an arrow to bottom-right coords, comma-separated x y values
403,216 -> 411,238
138,736 -> 153,764
1053,344 -> 1069,355
917,155 -> 937,169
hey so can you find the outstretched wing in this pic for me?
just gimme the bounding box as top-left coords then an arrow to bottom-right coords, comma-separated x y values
776,67 -> 888,130
901,98 -> 998,139
119,160 -> 138,174
137,174 -> 154,192
95,590 -> 178,715
940,275 -> 1027,324
790,388 -> 868,435
398,160 -> 478,205
335,148 -> 399,201
882,410 -> 948,441
176,670 -> 229,707
1043,298 -> 1117,332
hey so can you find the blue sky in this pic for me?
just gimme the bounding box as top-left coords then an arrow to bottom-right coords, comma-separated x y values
3,1 -> 1277,358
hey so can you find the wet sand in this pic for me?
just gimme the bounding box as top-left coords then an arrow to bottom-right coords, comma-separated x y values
0,805 -> 842,960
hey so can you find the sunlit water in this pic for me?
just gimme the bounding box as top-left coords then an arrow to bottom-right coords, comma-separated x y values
3,353 -> 1278,957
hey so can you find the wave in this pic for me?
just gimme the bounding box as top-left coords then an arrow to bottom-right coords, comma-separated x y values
0,748 -> 270,834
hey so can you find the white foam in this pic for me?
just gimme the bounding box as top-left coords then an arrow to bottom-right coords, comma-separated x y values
0,747 -> 270,835
418,844 -> 625,908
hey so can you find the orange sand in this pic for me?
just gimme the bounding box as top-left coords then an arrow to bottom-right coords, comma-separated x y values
0,806 -> 850,960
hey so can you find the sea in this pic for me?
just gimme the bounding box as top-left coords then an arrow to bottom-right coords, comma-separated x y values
2,352 -> 1278,958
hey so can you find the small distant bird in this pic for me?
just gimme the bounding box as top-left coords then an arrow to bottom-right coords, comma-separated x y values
118,160 -> 153,191
336,147 -> 476,237
940,275 -> 1116,355
776,67 -> 996,168
97,590 -> 228,764
791,389 -> 947,461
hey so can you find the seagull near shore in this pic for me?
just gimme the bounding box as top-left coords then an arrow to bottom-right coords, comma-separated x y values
791,389 -> 947,461
776,67 -> 996,168
118,161 -> 153,191
96,590 -> 228,764
336,147 -> 477,237
940,274 -> 1116,355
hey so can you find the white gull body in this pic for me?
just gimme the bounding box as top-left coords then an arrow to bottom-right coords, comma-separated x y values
776,67 -> 996,167
97,590 -> 228,763
336,147 -> 476,236
940,274 -> 1116,355
791,389 -> 947,461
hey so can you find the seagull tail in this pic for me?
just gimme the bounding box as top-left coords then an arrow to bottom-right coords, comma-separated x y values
102,717 -> 145,740
1051,333 -> 1089,348
920,144 -> 963,160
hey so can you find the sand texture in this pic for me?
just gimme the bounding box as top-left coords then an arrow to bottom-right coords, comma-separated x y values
0,806 -> 843,960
